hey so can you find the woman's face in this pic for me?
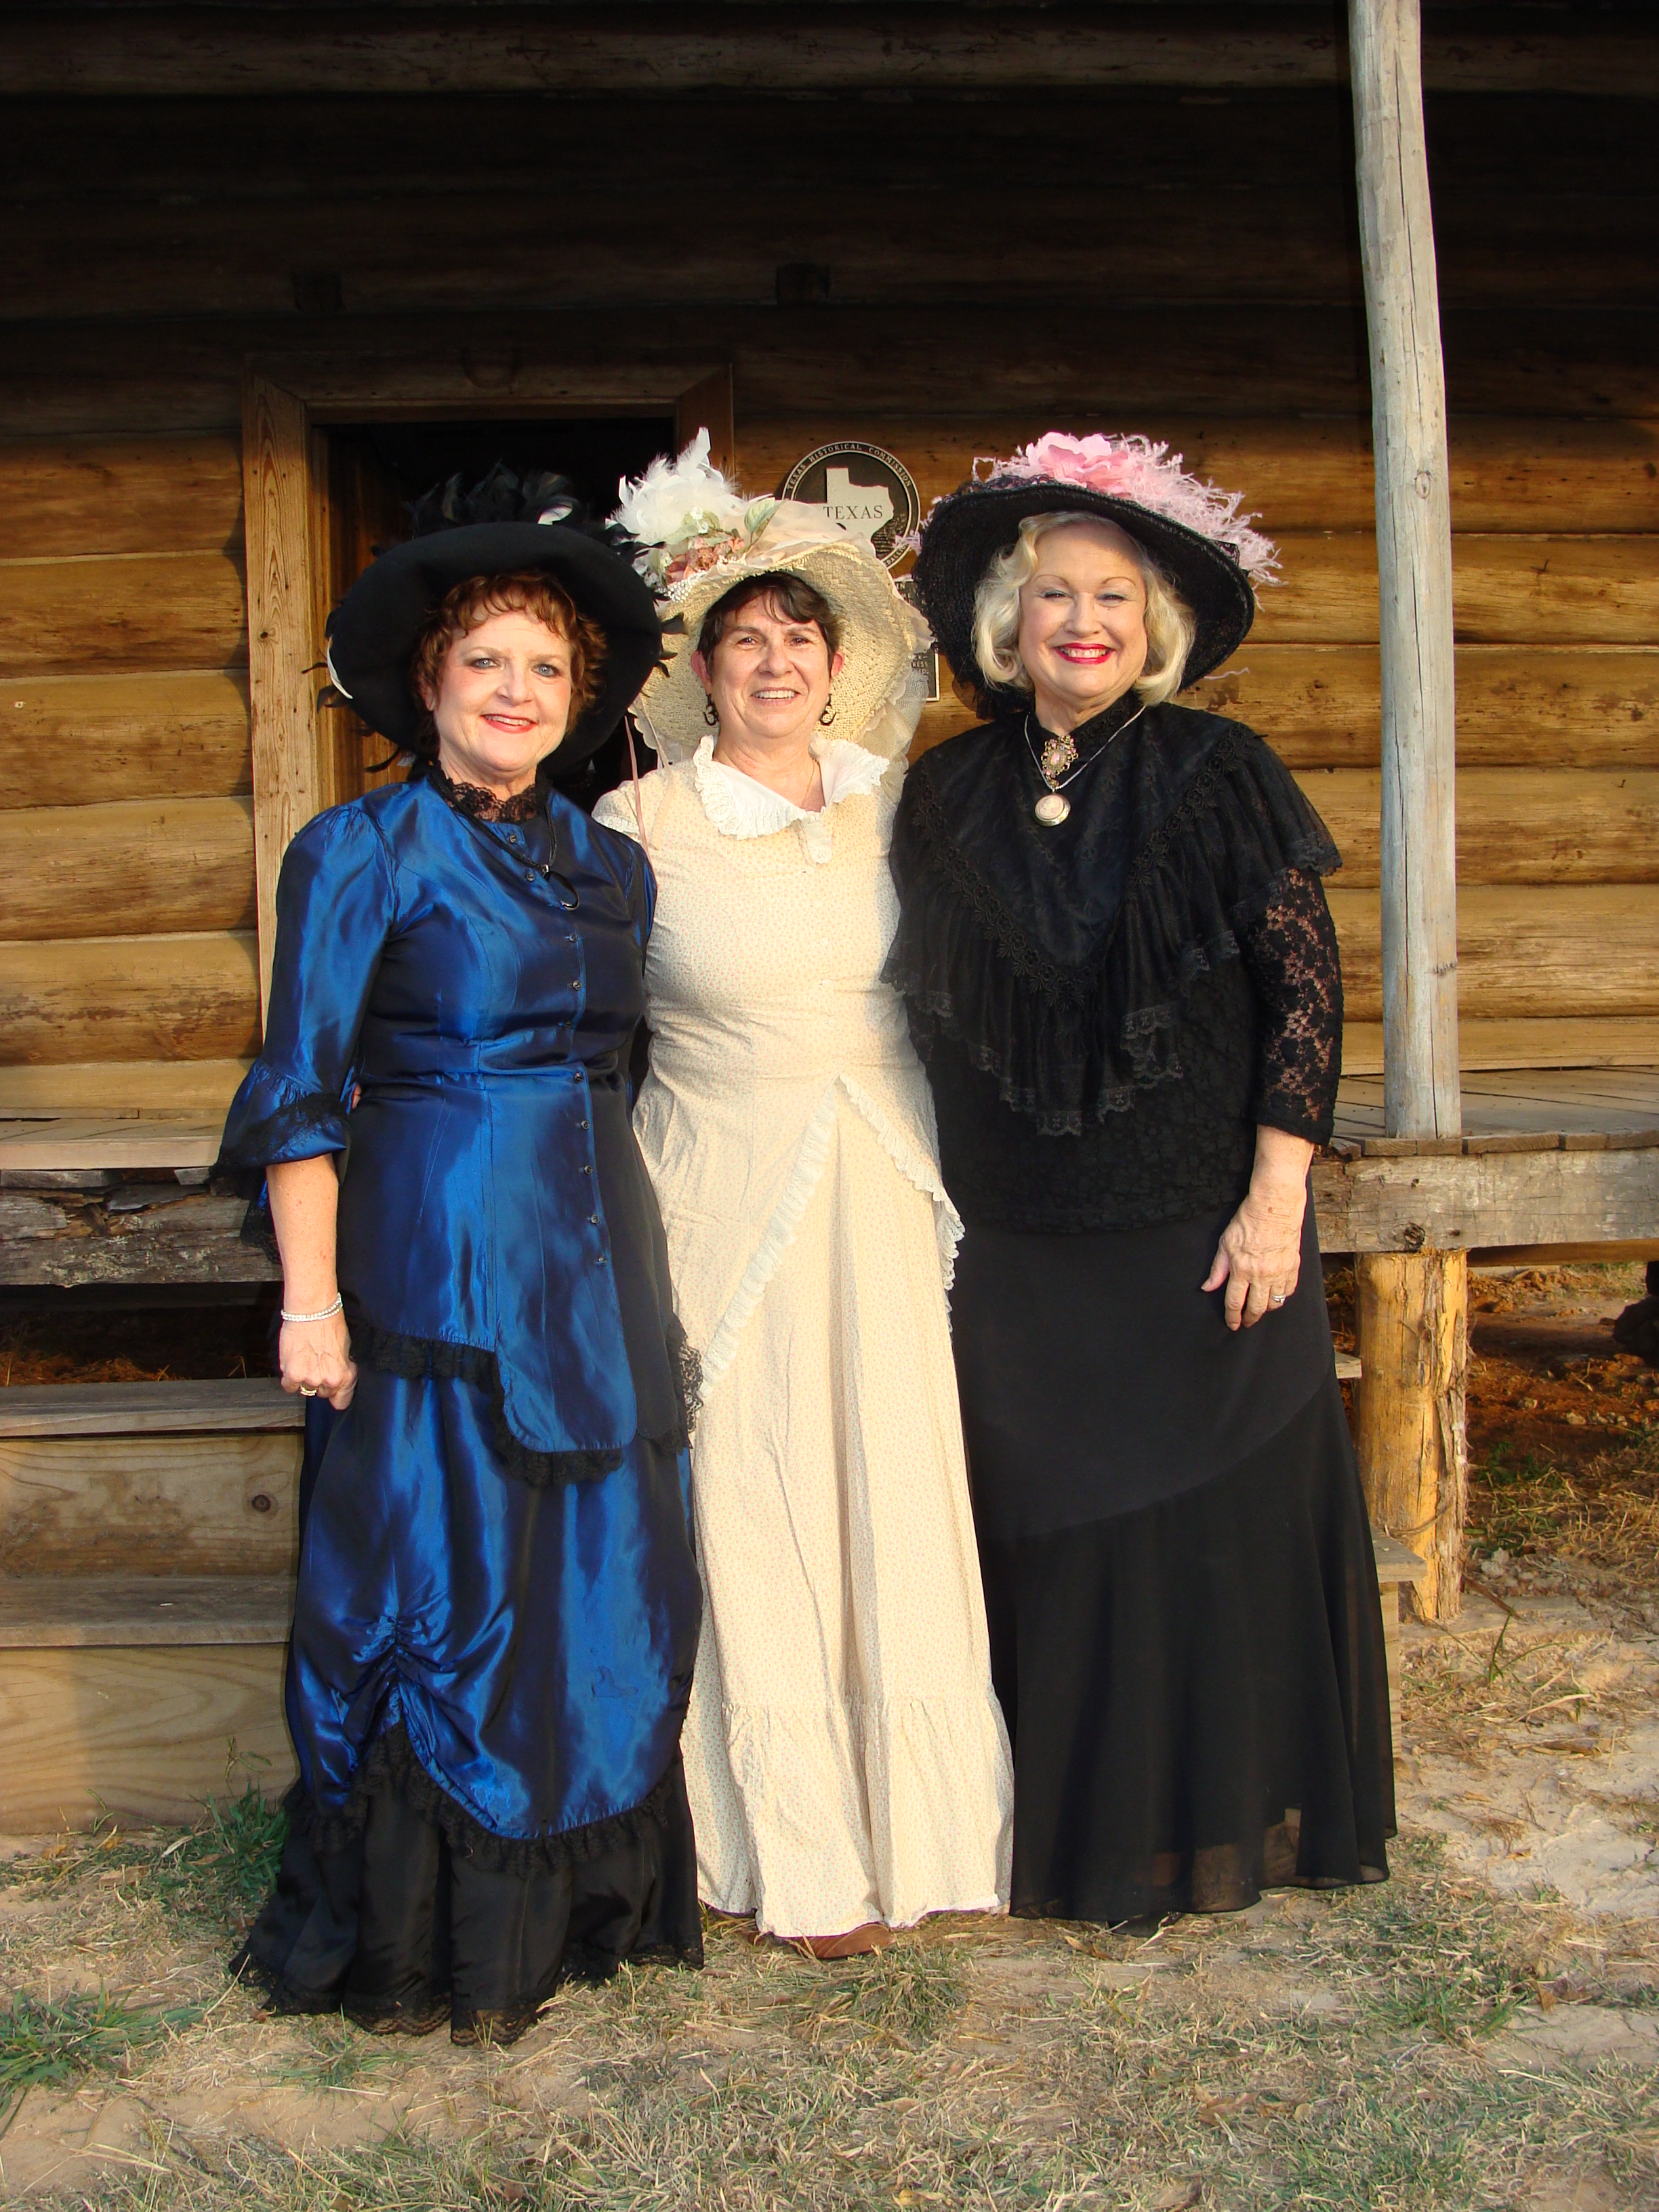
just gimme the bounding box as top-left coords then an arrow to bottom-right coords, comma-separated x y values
691,591 -> 845,754
1015,520 -> 1149,732
423,608 -> 575,794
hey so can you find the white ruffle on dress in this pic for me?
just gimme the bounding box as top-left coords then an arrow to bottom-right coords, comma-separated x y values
593,738 -> 1012,1938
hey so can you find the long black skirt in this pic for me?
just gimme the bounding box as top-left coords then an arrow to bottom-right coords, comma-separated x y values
237,1729 -> 702,2045
950,1201 -> 1394,1924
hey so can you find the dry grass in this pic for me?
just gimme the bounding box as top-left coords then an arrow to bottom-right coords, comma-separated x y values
2,1827 -> 1656,2211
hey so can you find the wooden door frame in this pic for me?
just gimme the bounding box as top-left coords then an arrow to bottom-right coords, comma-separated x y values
241,356 -> 734,1022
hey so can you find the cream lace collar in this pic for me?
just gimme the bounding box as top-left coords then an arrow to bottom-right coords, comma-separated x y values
690,733 -> 888,845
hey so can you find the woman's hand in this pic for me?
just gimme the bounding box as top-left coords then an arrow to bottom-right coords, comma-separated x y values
1202,1126 -> 1315,1332
279,1310 -> 358,1409
268,1155 -> 357,1408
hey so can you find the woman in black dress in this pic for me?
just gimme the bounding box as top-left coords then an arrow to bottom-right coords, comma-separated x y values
890,434 -> 1393,1923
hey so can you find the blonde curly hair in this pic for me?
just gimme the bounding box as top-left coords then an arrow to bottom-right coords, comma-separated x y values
972,511 -> 1197,706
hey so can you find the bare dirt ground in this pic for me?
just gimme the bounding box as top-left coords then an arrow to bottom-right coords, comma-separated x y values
2,1265 -> 1657,2211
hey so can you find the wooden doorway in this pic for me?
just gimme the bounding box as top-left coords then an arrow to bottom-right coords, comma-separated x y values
241,362 -> 733,1019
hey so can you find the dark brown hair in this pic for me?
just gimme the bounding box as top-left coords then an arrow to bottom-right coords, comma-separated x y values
696,571 -> 842,665
407,571 -> 607,759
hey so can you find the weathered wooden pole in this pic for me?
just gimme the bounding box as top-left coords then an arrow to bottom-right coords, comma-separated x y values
1349,0 -> 1467,1620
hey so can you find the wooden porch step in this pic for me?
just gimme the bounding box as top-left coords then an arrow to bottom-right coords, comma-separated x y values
0,1572 -> 296,1832
0,1378 -> 300,1437
0,1381 -> 301,1580
0,1574 -> 292,1647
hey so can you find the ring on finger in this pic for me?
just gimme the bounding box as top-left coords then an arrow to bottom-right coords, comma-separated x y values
1269,1290 -> 1287,1307
299,1385 -> 318,1396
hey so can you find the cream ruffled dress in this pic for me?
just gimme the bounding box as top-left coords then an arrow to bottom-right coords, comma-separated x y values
594,736 -> 1012,1938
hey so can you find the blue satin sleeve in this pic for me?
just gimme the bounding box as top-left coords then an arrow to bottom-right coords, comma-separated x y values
218,805 -> 398,1183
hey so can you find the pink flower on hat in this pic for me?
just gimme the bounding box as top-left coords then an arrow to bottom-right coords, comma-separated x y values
979,432 -> 1279,585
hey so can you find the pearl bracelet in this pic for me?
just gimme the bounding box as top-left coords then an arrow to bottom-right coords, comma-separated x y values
281,1296 -> 344,1324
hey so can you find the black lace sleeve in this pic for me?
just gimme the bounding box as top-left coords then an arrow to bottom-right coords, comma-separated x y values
1238,869 -> 1343,1143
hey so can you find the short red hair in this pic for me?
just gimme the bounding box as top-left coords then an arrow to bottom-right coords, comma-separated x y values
408,571 -> 607,757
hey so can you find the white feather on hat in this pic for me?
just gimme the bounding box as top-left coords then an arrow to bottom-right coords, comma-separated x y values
613,434 -> 930,766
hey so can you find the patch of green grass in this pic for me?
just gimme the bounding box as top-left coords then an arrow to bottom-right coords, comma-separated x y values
0,1988 -> 201,2122
1476,1439 -> 1562,1490
150,1776 -> 288,1930
270,2017 -> 390,2095
1315,1838 -> 1531,2041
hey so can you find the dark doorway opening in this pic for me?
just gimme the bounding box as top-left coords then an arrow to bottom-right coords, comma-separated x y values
323,415 -> 676,808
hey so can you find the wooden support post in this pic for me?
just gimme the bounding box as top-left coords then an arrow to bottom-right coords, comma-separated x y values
1350,0 -> 1467,1618
1354,1252 -> 1467,1621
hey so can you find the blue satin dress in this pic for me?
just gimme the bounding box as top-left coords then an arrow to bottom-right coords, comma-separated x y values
218,771 -> 703,2039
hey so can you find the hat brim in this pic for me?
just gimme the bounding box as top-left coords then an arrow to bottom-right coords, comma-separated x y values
634,531 -> 928,765
912,480 -> 1256,712
324,522 -> 663,768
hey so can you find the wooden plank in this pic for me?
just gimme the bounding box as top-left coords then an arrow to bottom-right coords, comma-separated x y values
916,643 -> 1659,769
12,177 -> 1651,321
0,1060 -> 249,1115
1298,767 -> 1659,886
0,1433 -> 299,1576
1337,1069 -> 1659,1140
0,435 -> 243,560
0,930 -> 261,1066
0,1380 -> 296,1438
1372,1530 -> 1427,1580
10,184 -> 1652,327
1250,535 -> 1659,648
1328,886 -> 1659,1023
3,9 -> 1650,98
0,1641 -> 294,1830
0,796 -> 255,941
1343,1019 -> 1659,1077
1311,1144 -> 1659,1253
0,1188 -> 277,1287
243,373 -> 329,1024
743,415 -> 1659,535
0,1115 -> 224,1168
0,672 -> 251,811
5,304 -> 1657,441
1185,645 -> 1659,771
0,1574 -> 292,1647
0,550 -> 247,674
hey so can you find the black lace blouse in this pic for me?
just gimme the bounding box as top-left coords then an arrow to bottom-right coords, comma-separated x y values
888,703 -> 1343,1233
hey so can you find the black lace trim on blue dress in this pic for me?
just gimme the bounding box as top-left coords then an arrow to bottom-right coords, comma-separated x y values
283,1720 -> 689,1877
348,1312 -> 698,1488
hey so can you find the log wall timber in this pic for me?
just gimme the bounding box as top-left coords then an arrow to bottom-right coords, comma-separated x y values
4,307 -> 1656,441
0,435 -> 243,560
0,673 -> 251,810
9,187 -> 1656,323
0,428 -> 258,1107
0,935 -> 260,1067
2,8 -> 1654,100
0,1063 -> 249,1115
0,798 -> 255,941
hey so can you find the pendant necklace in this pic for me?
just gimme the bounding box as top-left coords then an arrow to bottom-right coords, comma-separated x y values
1025,705 -> 1145,826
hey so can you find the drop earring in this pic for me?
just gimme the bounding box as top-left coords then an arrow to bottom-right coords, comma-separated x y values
818,695 -> 837,727
702,699 -> 719,727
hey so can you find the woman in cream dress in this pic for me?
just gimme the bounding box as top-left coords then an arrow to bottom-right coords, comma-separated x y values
594,441 -> 1011,1954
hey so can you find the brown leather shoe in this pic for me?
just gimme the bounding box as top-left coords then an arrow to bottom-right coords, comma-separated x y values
790,1923 -> 895,1961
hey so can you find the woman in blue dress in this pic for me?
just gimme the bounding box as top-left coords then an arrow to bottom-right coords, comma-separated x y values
218,471 -> 702,2044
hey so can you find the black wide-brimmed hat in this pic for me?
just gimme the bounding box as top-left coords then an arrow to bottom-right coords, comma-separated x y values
911,434 -> 1277,714
325,466 -> 663,770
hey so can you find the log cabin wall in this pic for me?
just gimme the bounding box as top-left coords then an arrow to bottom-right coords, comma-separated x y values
0,8 -> 1654,1107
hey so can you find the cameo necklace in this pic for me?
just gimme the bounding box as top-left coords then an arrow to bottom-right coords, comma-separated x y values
1025,703 -> 1146,827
